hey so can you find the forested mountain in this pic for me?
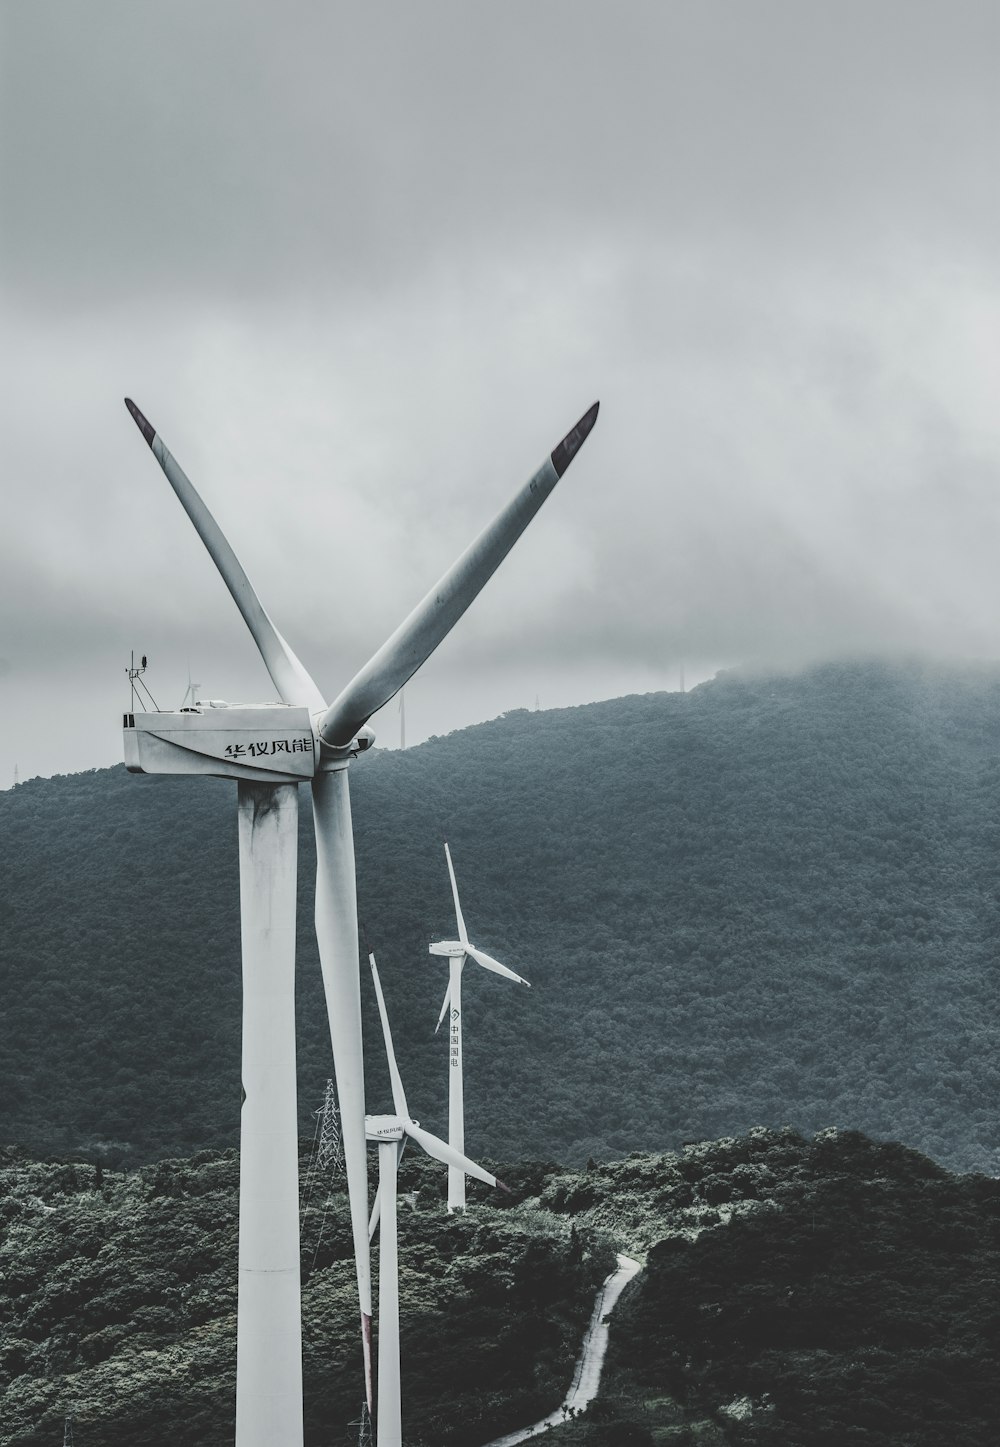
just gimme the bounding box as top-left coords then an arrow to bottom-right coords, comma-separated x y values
3,659 -> 1000,1173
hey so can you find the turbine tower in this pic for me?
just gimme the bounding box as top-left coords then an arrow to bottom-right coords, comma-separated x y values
430,843 -> 529,1212
367,950 -> 503,1447
121,397 -> 598,1445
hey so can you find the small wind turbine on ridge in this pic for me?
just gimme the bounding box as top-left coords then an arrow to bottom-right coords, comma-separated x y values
367,948 -> 504,1447
121,396 -> 598,1445
430,842 -> 529,1212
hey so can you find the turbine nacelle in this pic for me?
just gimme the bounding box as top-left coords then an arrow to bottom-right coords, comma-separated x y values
365,1115 -> 406,1143
428,940 -> 466,959
123,702 -> 376,782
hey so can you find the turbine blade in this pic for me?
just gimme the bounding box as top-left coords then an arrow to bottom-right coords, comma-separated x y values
368,1178 -> 382,1242
369,952 -> 410,1122
444,843 -> 468,945
317,402 -> 599,747
311,773 -> 372,1411
434,981 -> 451,1035
124,399 -> 325,712
402,1120 -> 501,1189
465,944 -> 530,987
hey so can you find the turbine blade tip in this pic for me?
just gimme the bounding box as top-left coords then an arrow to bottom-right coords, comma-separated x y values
550,401 -> 599,478
124,397 -> 156,448
497,1178 -> 513,1194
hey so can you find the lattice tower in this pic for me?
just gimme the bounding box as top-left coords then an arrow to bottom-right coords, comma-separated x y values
316,1077 -> 344,1174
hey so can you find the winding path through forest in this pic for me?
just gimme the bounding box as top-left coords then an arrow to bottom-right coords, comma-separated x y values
483,1253 -> 642,1447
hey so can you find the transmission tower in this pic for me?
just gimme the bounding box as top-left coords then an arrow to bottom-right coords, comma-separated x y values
316,1077 -> 344,1172
355,1401 -> 373,1447
63,1416 -> 75,1447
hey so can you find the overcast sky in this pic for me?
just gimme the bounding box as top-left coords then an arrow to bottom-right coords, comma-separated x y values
5,2 -> 1000,783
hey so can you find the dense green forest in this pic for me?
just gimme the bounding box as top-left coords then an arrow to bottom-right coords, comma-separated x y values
3,1129 -> 998,1446
539,1129 -> 1000,1447
3,659 -> 1000,1172
0,1143 -> 612,1446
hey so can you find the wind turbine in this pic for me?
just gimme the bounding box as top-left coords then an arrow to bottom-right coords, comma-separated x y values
121,396 -> 598,1445
367,950 -> 503,1447
430,843 -> 529,1212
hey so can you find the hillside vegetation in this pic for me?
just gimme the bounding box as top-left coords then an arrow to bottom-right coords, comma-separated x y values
541,1129 -> 1000,1447
3,660 -> 1000,1172
3,1130 -> 998,1446
0,1143 -> 612,1447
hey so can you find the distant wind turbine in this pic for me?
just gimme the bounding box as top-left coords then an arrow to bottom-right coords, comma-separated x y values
430,843 -> 529,1211
121,397 -> 597,1445
367,950 -> 504,1447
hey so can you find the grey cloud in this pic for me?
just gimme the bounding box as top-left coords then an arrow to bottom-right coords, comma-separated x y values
7,3 -> 1000,783
7,2 -> 1000,315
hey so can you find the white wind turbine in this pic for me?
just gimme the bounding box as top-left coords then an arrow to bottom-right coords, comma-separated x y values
121,397 -> 598,1446
430,843 -> 529,1212
367,950 -> 504,1447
